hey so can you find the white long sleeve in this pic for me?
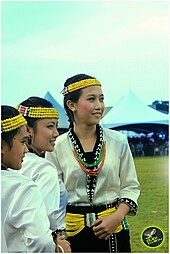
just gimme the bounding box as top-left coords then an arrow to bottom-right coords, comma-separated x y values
1,170 -> 55,253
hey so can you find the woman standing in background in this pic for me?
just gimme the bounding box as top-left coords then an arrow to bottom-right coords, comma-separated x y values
17,97 -> 71,253
1,105 -> 57,252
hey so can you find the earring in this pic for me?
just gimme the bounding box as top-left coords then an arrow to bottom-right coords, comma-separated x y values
28,135 -> 32,145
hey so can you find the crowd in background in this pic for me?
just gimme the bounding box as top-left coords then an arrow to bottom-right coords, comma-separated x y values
128,133 -> 169,157
59,128 -> 169,158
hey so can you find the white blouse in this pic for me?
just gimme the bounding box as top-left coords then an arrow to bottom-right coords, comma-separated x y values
19,152 -> 67,231
46,128 -> 140,210
1,170 -> 55,253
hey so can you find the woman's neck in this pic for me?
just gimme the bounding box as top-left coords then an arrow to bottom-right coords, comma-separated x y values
27,144 -> 42,156
1,163 -> 7,170
73,124 -> 97,152
73,124 -> 96,140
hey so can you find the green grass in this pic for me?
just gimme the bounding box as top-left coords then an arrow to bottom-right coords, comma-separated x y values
128,156 -> 169,253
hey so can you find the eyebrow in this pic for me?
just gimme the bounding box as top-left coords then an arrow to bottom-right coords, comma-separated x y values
47,120 -> 58,124
87,93 -> 104,97
21,136 -> 29,141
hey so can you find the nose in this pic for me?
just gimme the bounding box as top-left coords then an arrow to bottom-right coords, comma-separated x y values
53,128 -> 59,138
95,99 -> 103,109
24,144 -> 29,153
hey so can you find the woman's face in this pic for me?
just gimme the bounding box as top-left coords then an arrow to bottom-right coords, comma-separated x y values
30,118 -> 59,154
72,86 -> 105,126
2,125 -> 29,170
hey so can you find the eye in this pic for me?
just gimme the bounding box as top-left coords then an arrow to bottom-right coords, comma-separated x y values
88,97 -> 95,101
21,138 -> 28,144
100,96 -> 104,102
47,124 -> 54,129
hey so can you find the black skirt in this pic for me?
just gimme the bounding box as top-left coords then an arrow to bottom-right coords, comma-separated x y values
66,203 -> 131,253
67,226 -> 131,253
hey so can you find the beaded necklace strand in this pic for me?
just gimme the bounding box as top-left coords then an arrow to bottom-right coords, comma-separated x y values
73,141 -> 106,176
69,125 -> 105,203
73,141 -> 105,168
69,125 -> 106,176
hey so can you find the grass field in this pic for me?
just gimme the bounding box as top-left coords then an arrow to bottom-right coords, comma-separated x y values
128,156 -> 169,253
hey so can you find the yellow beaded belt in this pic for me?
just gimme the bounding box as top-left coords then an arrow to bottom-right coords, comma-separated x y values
66,206 -> 123,237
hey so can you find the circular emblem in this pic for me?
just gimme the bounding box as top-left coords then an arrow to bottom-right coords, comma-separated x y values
142,227 -> 163,247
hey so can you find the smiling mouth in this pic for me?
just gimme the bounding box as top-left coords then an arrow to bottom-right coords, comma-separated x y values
50,140 -> 56,144
93,113 -> 102,116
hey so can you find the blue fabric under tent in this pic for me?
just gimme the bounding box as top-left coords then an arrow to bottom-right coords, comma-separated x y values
44,91 -> 69,129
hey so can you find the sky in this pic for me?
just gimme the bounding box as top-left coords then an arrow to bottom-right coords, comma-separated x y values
1,0 -> 169,108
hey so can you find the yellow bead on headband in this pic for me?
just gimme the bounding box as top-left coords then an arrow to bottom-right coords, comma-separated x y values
18,105 -> 59,119
61,78 -> 101,96
1,114 -> 27,133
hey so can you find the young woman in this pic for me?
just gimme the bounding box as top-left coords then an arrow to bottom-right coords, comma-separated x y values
46,74 -> 140,252
1,105 -> 56,252
17,97 -> 71,253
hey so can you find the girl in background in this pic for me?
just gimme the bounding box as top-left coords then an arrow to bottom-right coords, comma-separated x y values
18,97 -> 71,253
46,74 -> 140,252
1,105 -> 57,252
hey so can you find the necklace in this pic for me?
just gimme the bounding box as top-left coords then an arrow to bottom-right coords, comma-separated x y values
73,141 -> 104,168
73,141 -> 106,176
69,125 -> 106,176
69,125 -> 106,204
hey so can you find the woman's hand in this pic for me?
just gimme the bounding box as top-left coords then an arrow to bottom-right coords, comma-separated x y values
92,203 -> 130,240
55,234 -> 72,252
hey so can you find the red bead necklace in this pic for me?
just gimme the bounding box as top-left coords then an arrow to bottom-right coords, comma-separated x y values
73,141 -> 106,176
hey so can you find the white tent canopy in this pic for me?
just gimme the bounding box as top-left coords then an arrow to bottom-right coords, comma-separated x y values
44,91 -> 69,129
101,89 -> 169,129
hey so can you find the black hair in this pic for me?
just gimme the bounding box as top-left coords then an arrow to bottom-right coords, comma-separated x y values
1,105 -> 21,149
19,96 -> 53,128
63,74 -> 95,127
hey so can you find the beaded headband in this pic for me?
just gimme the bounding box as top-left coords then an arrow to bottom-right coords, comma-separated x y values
18,105 -> 59,119
1,114 -> 27,133
61,78 -> 101,96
